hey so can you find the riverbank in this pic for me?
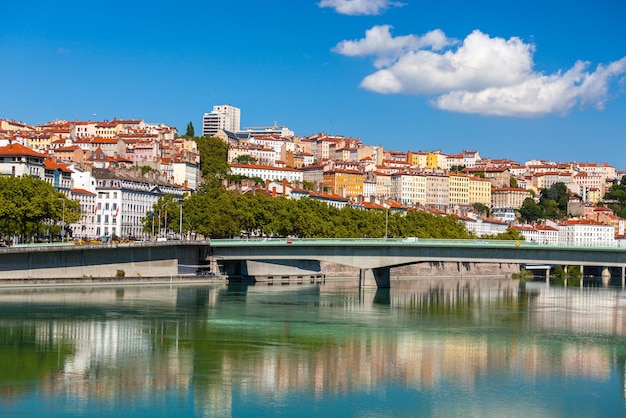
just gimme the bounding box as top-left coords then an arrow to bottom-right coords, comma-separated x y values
0,275 -> 227,288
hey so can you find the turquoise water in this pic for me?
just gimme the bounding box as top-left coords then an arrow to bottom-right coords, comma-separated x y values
1,279 -> 626,417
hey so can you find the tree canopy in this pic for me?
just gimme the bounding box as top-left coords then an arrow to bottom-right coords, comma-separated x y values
194,136 -> 230,189
232,155 -> 258,165
0,176 -> 80,241
185,121 -> 195,137
518,182 -> 571,223
602,175 -> 626,218
154,188 -> 477,240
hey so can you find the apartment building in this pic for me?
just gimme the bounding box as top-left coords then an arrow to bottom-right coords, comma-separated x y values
323,169 -> 364,198
468,176 -> 492,206
491,187 -> 532,209
202,104 -> 241,137
449,173 -> 470,207
424,173 -> 449,210
390,172 -> 426,206
0,142 -> 45,178
230,163 -> 303,183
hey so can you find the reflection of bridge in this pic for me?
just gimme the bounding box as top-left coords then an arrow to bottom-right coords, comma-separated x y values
1,239 -> 626,288
210,238 -> 626,287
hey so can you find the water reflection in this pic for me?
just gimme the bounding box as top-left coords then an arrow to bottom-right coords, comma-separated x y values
1,279 -> 625,417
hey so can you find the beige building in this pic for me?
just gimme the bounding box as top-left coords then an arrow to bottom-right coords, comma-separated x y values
491,187 -> 532,209
425,173 -> 449,210
391,172 -> 426,206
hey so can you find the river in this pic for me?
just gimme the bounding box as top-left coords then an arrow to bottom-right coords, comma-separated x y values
1,278 -> 625,417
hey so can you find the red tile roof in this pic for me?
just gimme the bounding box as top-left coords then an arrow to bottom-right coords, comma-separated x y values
0,142 -> 43,158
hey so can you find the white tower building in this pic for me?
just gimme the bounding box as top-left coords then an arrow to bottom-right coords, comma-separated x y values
202,104 -> 241,137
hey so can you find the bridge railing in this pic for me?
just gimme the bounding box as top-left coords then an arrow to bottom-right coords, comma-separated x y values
208,237 -> 626,250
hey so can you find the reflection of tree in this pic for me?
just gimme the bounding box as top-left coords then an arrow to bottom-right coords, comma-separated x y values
0,324 -> 74,396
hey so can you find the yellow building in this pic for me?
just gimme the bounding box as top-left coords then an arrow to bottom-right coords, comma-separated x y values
323,169 -> 364,198
448,173 -> 469,206
26,132 -> 56,151
491,187 -> 531,209
406,151 -> 428,168
427,152 -> 445,169
468,176 -> 492,206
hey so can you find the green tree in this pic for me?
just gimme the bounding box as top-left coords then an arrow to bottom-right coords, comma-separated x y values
518,197 -> 542,223
232,154 -> 258,165
472,202 -> 491,217
0,176 -> 80,241
483,228 -> 525,241
143,194 -> 184,237
195,136 -> 229,189
185,121 -> 195,137
509,177 -> 518,188
541,182 -> 569,215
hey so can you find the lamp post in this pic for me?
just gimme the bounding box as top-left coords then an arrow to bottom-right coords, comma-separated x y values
61,199 -> 65,242
179,201 -> 183,240
384,202 -> 389,239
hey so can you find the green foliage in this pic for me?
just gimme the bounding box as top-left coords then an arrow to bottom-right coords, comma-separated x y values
483,228 -> 525,241
226,174 -> 265,185
143,194 -> 183,235
140,165 -> 153,175
509,177 -> 518,188
472,202 -> 490,217
512,269 -> 534,281
186,121 -> 195,137
172,191 -> 473,239
538,183 -> 569,219
518,197 -> 542,223
232,154 -> 258,165
195,136 -> 229,189
0,175 -> 80,241
518,182 -> 570,222
115,269 -> 126,278
602,175 -> 626,218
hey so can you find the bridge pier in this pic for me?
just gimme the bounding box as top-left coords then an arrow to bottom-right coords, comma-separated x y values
359,267 -> 390,289
602,267 -> 611,287
580,265 -> 584,288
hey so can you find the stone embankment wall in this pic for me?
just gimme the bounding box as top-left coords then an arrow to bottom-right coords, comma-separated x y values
321,261 -> 520,278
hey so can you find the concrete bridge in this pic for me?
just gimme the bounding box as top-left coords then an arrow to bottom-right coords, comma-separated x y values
209,238 -> 626,287
1,238 -> 626,288
0,241 -> 210,281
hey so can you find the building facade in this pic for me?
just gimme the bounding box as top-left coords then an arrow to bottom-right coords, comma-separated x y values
202,104 -> 241,137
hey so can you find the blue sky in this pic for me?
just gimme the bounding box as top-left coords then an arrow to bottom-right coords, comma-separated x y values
2,0 -> 625,167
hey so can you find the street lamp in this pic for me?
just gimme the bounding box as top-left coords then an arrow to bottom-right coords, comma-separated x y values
61,199 -> 65,242
384,202 -> 389,239
179,201 -> 183,240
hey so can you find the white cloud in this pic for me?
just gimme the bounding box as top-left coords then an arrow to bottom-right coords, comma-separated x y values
333,25 -> 452,67
334,27 -> 626,117
318,0 -> 406,16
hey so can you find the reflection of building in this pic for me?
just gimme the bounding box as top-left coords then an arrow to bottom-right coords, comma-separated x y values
3,282 -> 624,412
